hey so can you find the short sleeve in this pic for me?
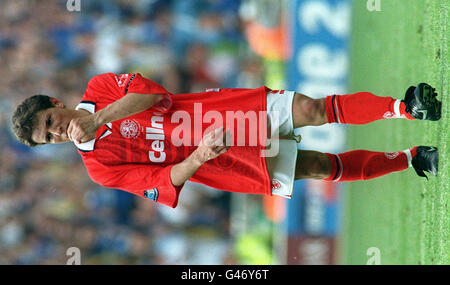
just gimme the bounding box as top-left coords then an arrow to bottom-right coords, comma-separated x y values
84,73 -> 173,113
124,73 -> 173,113
86,160 -> 183,208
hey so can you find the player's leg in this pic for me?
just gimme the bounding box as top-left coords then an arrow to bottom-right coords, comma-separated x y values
294,149 -> 332,179
295,146 -> 438,181
290,91 -> 412,128
291,93 -> 327,128
291,83 -> 441,128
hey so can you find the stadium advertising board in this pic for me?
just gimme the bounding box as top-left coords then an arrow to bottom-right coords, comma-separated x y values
286,0 -> 350,265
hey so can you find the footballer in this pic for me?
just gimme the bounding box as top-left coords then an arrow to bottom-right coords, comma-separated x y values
11,73 -> 441,208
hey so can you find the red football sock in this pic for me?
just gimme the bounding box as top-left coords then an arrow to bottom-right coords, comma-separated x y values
324,147 -> 418,182
325,92 -> 415,124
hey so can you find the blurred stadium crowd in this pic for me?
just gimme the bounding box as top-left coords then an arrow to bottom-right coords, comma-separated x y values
0,0 -> 268,264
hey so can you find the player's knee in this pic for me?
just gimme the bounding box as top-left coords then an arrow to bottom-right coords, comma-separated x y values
308,98 -> 326,125
311,153 -> 331,178
293,93 -> 326,127
296,151 -> 331,179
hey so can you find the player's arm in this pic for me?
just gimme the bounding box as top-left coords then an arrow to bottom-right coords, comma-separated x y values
68,93 -> 164,143
170,127 -> 230,186
93,92 -> 164,127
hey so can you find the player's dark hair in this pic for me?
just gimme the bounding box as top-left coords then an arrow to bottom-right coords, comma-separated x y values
11,95 -> 55,147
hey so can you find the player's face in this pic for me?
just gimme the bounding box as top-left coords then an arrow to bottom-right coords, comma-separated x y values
31,99 -> 74,144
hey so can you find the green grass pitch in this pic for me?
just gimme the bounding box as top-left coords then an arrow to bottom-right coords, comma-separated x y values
340,0 -> 449,264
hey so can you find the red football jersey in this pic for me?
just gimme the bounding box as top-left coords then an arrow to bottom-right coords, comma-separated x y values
76,73 -> 272,208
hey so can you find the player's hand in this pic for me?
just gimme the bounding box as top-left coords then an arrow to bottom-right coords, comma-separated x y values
194,127 -> 231,164
67,114 -> 101,144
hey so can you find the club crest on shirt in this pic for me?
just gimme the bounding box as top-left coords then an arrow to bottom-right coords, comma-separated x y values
120,119 -> 141,139
144,188 -> 159,201
114,73 -> 129,87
